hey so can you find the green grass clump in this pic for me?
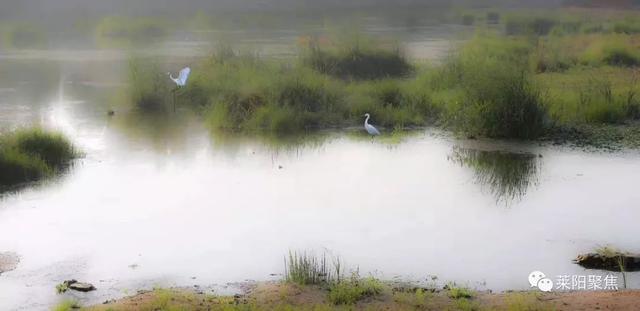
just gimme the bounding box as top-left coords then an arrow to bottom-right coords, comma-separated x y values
0,128 -> 76,189
187,49 -> 346,132
579,35 -> 640,67
346,78 -> 435,128
446,284 -> 474,300
327,275 -> 384,305
284,251 -> 337,285
301,36 -> 413,80
439,35 -> 547,139
127,57 -> 171,112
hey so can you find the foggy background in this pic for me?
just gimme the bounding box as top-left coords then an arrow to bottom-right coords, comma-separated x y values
0,0 -> 568,20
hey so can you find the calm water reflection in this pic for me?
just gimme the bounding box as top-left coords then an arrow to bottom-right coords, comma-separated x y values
448,147 -> 541,204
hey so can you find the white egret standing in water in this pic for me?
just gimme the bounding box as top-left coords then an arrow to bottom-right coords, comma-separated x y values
168,67 -> 191,112
363,113 -> 381,136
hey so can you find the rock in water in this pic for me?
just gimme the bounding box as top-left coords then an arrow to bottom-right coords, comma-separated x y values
575,252 -> 640,272
63,279 -> 96,292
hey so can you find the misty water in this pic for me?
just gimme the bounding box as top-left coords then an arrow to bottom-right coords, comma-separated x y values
1,22 -> 640,311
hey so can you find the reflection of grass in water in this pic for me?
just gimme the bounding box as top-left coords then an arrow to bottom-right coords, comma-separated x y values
449,147 -> 540,203
209,129 -> 331,155
111,111 -> 196,153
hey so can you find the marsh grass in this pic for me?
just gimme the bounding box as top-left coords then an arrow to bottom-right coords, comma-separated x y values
301,36 -> 413,80
284,251 -> 339,285
438,35 -> 547,139
327,273 -> 384,305
446,283 -> 474,300
127,57 -> 171,112
0,128 -> 77,189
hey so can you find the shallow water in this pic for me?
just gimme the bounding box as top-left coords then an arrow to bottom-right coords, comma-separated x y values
1,31 -> 640,310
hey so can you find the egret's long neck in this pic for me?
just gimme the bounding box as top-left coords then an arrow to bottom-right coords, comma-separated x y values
364,115 -> 370,126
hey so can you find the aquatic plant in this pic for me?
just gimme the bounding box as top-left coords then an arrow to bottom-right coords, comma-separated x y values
446,283 -> 474,300
439,35 -> 547,139
327,273 -> 384,305
301,35 -> 413,80
284,251 -> 339,285
0,128 -> 77,189
127,57 -> 171,112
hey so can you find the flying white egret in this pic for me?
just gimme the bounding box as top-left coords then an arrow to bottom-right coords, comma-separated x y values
363,113 -> 381,136
168,67 -> 191,87
167,67 -> 191,112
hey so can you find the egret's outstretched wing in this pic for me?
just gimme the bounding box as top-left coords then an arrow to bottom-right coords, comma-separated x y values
178,67 -> 191,86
